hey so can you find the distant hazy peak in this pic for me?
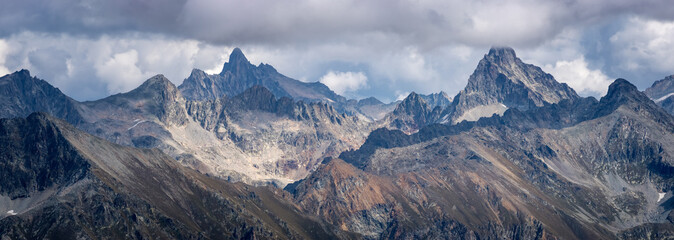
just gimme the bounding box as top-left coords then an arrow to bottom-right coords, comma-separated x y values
357,97 -> 384,106
645,74 -> 674,100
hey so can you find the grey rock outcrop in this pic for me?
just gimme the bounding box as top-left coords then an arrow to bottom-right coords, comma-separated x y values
0,70 -> 84,124
443,47 -> 578,124
645,75 -> 674,115
382,92 -> 443,134
179,48 -> 345,104
420,91 -> 452,109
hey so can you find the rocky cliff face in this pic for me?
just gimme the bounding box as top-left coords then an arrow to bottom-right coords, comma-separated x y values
179,48 -> 345,104
184,85 -> 373,185
375,47 -> 579,133
420,91 -> 452,109
443,47 -> 579,124
645,75 -> 674,115
290,78 -> 674,239
0,70 -> 84,124
381,92 -> 443,134
0,113 -> 345,239
0,70 -> 373,186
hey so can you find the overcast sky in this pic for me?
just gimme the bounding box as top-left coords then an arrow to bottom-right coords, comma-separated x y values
1,0 -> 673,102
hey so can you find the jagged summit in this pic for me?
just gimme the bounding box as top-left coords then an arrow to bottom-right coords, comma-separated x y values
606,78 -> 639,97
393,92 -> 428,115
120,74 -> 180,100
229,47 -> 248,63
13,69 -> 31,77
357,97 -> 384,106
384,92 -> 442,134
444,46 -> 579,124
179,47 -> 344,104
0,70 -> 83,123
89,74 -> 187,125
137,74 -> 175,90
645,74 -> 674,100
485,46 -> 518,63
220,48 -> 253,75
601,78 -> 652,107
419,91 -> 452,109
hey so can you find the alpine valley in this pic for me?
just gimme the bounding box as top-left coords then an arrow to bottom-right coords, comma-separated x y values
1,47 -> 673,239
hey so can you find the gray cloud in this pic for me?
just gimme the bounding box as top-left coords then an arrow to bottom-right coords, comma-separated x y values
2,0 -> 673,48
1,0 -> 673,101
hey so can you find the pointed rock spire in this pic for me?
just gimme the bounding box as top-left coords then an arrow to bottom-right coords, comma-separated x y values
394,92 -> 429,116
220,47 -> 253,75
228,47 -> 249,64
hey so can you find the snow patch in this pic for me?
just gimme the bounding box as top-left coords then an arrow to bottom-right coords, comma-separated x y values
6,210 -> 16,215
455,103 -> 508,123
654,93 -> 674,103
127,120 -> 148,131
658,192 -> 666,202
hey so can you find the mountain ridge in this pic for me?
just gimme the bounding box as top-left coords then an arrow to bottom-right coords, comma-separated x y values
294,78 -> 674,239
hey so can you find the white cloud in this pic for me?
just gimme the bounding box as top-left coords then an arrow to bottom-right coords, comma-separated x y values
543,57 -> 612,96
396,91 -> 410,101
95,49 -> 147,93
0,32 -> 231,100
319,71 -> 367,95
610,17 -> 674,74
0,40 -> 10,76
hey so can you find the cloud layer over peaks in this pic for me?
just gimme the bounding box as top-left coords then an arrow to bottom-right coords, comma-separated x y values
0,0 -> 673,101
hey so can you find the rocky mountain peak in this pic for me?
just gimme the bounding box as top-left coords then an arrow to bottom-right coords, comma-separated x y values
445,46 -> 578,124
645,74 -> 674,100
220,47 -> 252,75
384,92 -> 441,133
394,92 -> 429,116
137,74 -> 176,92
0,70 -> 84,124
645,75 -> 674,116
485,46 -> 517,64
595,78 -> 674,126
420,91 -> 452,109
100,74 -> 187,125
188,68 -> 208,79
229,47 -> 249,64
601,78 -> 650,105
13,69 -> 31,78
357,97 -> 384,106
128,74 -> 182,102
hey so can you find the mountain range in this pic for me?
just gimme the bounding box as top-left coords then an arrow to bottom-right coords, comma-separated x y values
1,47 -> 673,239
